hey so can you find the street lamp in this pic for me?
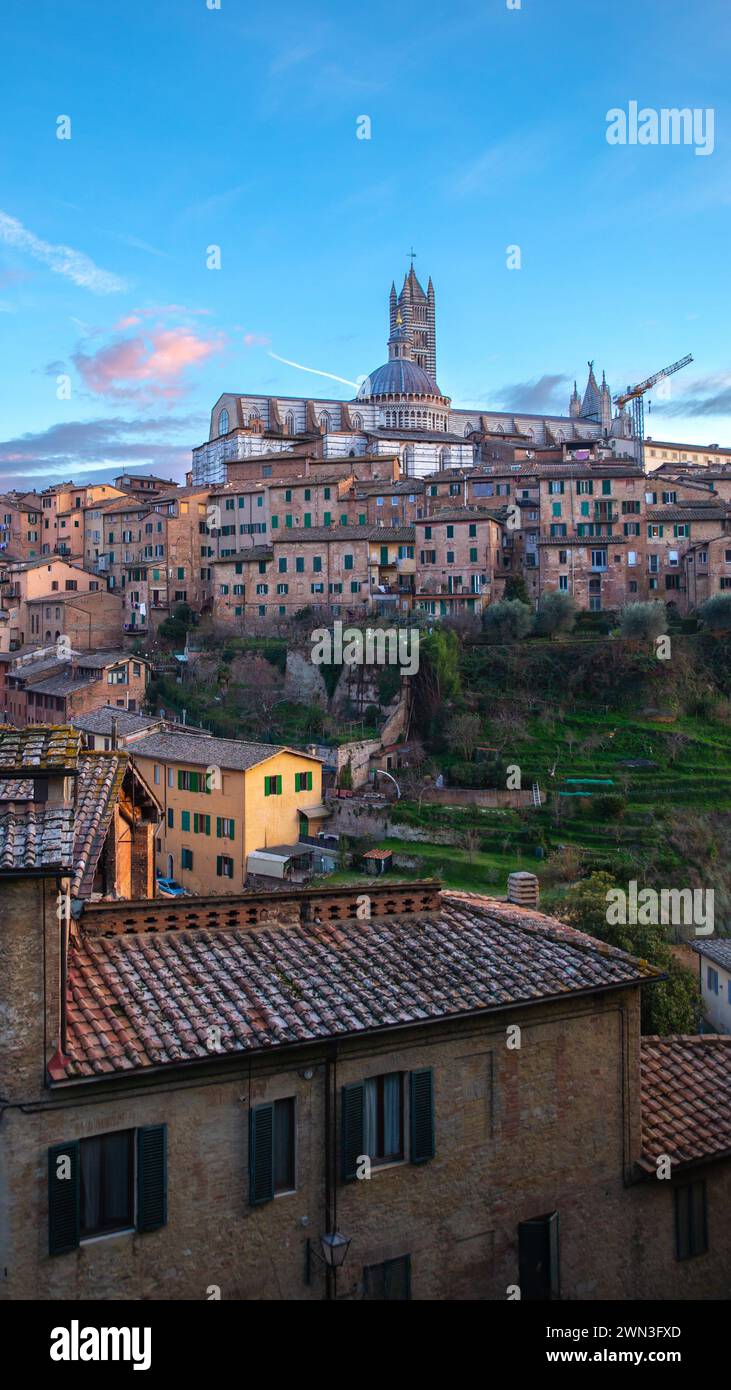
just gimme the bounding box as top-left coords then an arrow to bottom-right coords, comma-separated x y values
305,1231 -> 352,1285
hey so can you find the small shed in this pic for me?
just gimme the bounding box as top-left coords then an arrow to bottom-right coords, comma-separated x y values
362,848 -> 393,876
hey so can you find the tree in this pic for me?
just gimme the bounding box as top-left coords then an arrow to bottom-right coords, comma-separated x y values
534,591 -> 577,638
447,712 -> 483,761
412,628 -> 461,734
699,594 -> 731,634
559,872 -> 701,1034
482,598 -> 533,643
503,574 -> 531,606
618,601 -> 667,643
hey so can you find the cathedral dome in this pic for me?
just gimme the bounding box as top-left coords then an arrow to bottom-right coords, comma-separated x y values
357,359 -> 440,400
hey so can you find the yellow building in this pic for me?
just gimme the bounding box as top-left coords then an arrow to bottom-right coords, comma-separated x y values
129,730 -> 325,894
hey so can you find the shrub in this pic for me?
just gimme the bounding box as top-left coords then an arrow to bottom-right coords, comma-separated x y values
699,594 -> 731,633
534,591 -> 576,637
593,794 -> 627,819
482,598 -> 533,643
618,601 -> 667,642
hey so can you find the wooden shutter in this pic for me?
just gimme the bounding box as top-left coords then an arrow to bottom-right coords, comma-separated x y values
341,1082 -> 364,1182
409,1069 -> 435,1164
249,1104 -> 274,1205
137,1125 -> 167,1232
48,1141 -> 80,1256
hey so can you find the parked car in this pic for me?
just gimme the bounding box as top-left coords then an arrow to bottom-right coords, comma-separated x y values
156,877 -> 187,898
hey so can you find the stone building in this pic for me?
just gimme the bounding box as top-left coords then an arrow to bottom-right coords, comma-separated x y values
191,266 -> 622,488
128,727 -> 324,892
0,725 -> 160,906
2,649 -> 149,726
1,870 -> 729,1301
414,507 -> 505,616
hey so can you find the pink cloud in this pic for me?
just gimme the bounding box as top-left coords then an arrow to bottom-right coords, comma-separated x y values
73,326 -> 224,402
243,331 -> 271,348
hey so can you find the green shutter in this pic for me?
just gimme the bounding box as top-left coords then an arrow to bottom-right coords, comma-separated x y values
249,1104 -> 274,1205
307,771 -> 312,791
341,1082 -> 364,1181
264,777 -> 270,796
48,1141 -> 80,1256
409,1068 -> 435,1164
136,1125 -> 167,1232
177,770 -> 183,790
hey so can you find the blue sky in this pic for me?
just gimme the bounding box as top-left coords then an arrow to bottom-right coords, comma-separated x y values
0,0 -> 729,490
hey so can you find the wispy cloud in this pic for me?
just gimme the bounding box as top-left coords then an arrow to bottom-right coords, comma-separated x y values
0,211 -> 127,294
495,373 -> 571,413
654,370 -> 731,417
0,414 -> 202,485
268,351 -> 359,388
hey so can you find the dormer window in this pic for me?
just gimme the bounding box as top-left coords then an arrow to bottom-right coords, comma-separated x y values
218,409 -> 229,437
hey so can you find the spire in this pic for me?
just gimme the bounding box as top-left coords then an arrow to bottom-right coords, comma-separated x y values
569,379 -> 582,419
580,360 -> 602,422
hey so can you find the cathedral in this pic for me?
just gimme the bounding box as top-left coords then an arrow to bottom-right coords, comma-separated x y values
192,264 -> 634,484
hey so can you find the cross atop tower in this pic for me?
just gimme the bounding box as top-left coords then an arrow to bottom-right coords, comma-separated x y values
407,246 -> 417,266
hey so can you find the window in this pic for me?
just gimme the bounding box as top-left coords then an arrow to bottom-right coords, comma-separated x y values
167,808 -> 174,829
181,848 -> 193,870
295,771 -> 313,792
675,1181 -> 707,1260
264,774 -> 282,796
548,480 -> 564,495
591,549 -> 607,570
363,1255 -> 411,1301
216,817 -> 235,838
707,966 -> 719,994
559,575 -> 568,592
296,557 -> 304,573
249,1097 -> 296,1204
48,1126 -> 167,1254
193,813 -> 211,836
216,854 -> 234,878
181,811 -> 190,832
344,554 -> 353,570
218,408 -> 229,436
341,1068 -> 434,1179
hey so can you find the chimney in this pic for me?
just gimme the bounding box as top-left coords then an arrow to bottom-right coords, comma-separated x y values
111,716 -> 119,750
507,871 -> 539,908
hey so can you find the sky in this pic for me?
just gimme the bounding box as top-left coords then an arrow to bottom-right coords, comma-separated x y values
0,0 -> 729,492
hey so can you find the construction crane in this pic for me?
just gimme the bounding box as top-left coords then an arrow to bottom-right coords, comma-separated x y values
614,354 -> 693,465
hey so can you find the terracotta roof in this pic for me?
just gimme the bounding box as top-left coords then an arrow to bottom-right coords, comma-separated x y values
59,892 -> 659,1080
72,753 -> 128,897
693,939 -> 731,970
72,707 -> 161,737
0,804 -> 75,874
646,503 -> 729,522
640,1036 -> 731,1171
368,526 -> 416,543
129,730 -> 300,772
0,730 -> 137,891
0,725 -> 81,773
272,527 -> 370,543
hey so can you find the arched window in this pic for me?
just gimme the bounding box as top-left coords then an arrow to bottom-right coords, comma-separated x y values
218,408 -> 229,436
464,422 -> 473,437
285,411 -> 295,434
439,447 -> 451,466
404,445 -> 415,475
556,429 -> 565,442
248,408 -> 260,424
319,412 -> 331,432
352,413 -> 362,429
